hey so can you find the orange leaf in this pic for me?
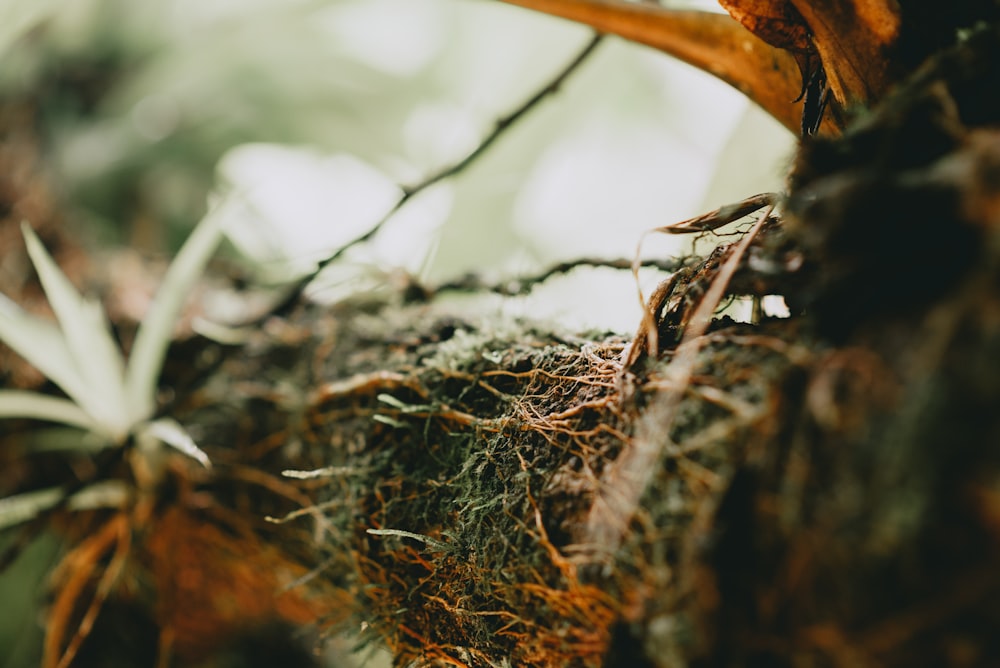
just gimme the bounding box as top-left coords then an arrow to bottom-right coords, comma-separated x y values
717,0 -> 812,54
789,0 -> 901,107
498,0 -> 842,135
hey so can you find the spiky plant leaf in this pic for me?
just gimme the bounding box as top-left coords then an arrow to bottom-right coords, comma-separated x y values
0,487 -> 62,530
0,391 -> 102,433
16,427 -> 111,454
139,418 -> 211,469
0,481 -> 130,530
21,223 -> 130,438
124,206 -> 226,422
0,294 -> 92,416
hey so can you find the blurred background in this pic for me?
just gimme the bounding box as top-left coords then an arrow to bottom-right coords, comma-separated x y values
0,0 -> 793,665
1,0 -> 793,331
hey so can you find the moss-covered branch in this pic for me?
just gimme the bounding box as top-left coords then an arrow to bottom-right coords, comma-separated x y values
175,25 -> 1000,667
4,18 -> 1000,668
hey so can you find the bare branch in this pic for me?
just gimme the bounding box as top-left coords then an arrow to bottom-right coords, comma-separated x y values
266,34 -> 605,318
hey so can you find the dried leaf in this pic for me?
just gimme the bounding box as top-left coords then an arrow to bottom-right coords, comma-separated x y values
717,0 -> 811,54
715,0 -> 827,135
499,0 -> 822,134
790,0 -> 901,106
500,1 -> 910,134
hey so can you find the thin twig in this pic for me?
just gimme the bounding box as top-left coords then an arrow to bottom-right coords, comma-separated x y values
435,256 -> 689,296
268,34 -> 605,317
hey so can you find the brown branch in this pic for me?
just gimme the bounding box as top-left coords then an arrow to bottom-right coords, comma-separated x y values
434,256 -> 691,296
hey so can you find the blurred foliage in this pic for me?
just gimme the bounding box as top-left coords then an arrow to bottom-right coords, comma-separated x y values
0,0 -> 791,278
2,0 -> 409,243
0,531 -> 59,668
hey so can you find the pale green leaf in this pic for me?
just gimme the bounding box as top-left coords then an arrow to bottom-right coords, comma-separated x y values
125,207 -> 226,422
66,480 -> 130,513
372,414 -> 408,428
0,293 -> 91,414
0,487 -> 62,530
20,223 -> 130,438
0,481 -> 130,531
16,426 -> 112,454
0,390 -> 102,433
377,393 -> 409,409
141,418 -> 212,468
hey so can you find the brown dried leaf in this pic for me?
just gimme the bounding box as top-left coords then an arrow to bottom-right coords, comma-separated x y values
790,0 -> 901,106
717,0 -> 811,54
500,0 -> 838,134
